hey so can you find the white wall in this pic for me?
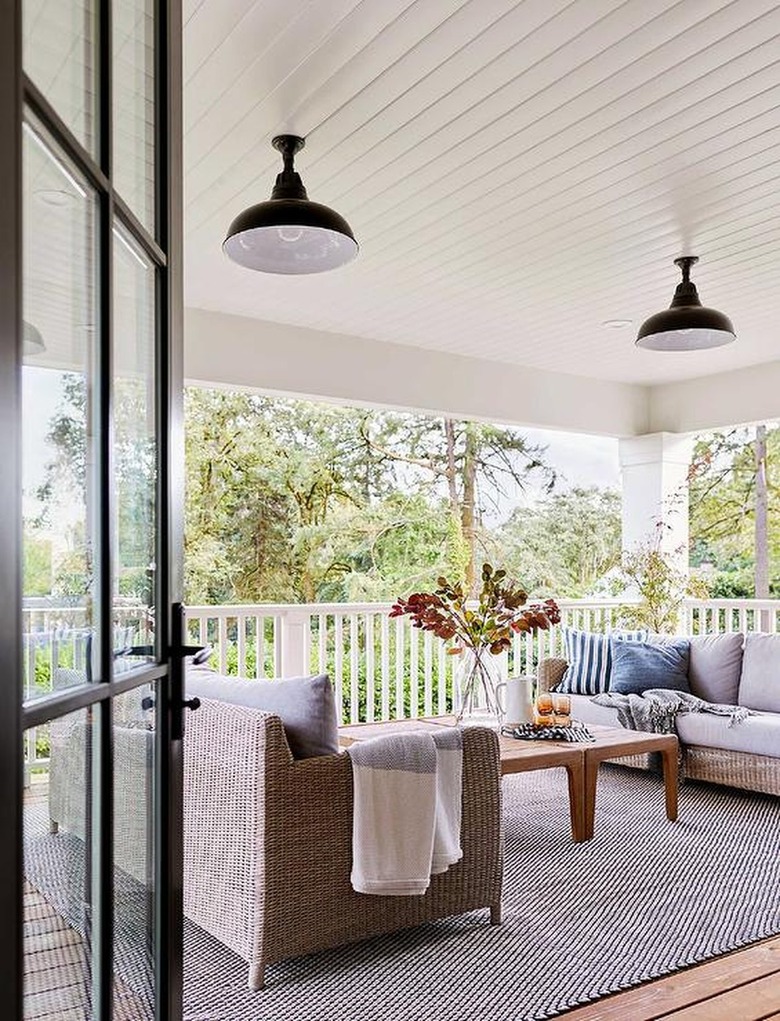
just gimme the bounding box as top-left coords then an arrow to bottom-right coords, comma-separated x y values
184,308 -> 649,437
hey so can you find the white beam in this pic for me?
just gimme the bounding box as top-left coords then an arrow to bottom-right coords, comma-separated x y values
650,360 -> 780,434
184,308 -> 649,437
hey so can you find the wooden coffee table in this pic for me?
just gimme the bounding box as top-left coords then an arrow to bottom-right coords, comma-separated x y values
580,724 -> 679,840
339,718 -> 680,844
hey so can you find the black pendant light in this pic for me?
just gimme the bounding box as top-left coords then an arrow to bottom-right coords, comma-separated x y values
636,256 -> 736,351
223,135 -> 358,275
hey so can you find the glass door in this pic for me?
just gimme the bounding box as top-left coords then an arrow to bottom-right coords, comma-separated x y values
0,1 -> 184,1019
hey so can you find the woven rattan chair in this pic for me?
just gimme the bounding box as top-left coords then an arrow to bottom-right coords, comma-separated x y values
538,657 -> 780,796
183,698 -> 503,990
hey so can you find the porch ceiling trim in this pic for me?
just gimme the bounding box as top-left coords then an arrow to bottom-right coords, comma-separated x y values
184,307 -> 649,438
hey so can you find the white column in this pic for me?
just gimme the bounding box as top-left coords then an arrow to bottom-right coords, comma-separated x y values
619,432 -> 694,573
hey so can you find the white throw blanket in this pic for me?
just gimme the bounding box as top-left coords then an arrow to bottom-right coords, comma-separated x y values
346,728 -> 463,896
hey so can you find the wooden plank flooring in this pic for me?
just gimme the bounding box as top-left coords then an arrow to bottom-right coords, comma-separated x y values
562,935 -> 780,1020
23,781 -> 148,1021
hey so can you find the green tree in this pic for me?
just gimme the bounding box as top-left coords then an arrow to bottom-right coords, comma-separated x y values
494,487 -> 621,597
690,426 -> 780,596
361,414 -> 554,593
23,531 -> 52,596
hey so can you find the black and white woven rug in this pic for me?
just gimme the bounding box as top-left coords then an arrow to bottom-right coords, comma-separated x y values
25,766 -> 780,1021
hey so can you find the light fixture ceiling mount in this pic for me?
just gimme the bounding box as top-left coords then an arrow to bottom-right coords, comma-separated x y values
636,256 -> 735,351
223,134 -> 358,275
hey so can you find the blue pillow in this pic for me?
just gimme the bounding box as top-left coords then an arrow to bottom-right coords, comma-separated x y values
558,628 -> 647,695
609,639 -> 690,695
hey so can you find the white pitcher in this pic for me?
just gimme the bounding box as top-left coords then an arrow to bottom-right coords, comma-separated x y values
495,675 -> 536,726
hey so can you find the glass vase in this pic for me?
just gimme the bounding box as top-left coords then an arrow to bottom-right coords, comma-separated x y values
454,647 -> 504,729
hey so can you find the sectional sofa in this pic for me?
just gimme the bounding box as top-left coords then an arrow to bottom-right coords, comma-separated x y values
538,631 -> 780,797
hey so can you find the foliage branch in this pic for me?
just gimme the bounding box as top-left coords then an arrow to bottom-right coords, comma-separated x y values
390,562 -> 560,655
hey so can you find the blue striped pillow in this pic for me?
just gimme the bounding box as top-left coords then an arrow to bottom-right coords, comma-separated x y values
558,629 -> 647,695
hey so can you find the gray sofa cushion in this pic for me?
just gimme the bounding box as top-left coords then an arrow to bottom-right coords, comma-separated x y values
649,632 -> 744,704
738,633 -> 780,712
568,694 -> 622,728
689,633 -> 744,704
676,711 -> 780,759
186,670 -> 340,759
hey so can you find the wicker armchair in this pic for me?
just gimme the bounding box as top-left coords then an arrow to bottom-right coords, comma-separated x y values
183,699 -> 503,990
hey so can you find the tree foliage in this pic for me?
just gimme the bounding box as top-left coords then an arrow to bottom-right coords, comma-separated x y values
183,389 -> 563,603
690,427 -> 780,596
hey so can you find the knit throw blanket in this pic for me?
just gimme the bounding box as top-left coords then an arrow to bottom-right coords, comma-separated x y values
346,728 -> 463,896
592,689 -> 752,735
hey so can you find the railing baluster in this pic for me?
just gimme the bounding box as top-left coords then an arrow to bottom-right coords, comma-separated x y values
254,616 -> 263,678
381,614 -> 391,720
271,616 -> 281,677
218,617 -> 228,674
437,640 -> 446,716
365,613 -> 375,723
409,623 -> 419,718
423,631 -> 433,716
334,615 -> 344,723
349,615 -> 359,724
302,613 -> 313,675
237,613 -> 246,678
318,613 -> 327,676
395,617 -> 405,720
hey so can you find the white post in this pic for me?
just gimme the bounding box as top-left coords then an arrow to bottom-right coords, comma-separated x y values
279,610 -> 308,677
619,432 -> 694,575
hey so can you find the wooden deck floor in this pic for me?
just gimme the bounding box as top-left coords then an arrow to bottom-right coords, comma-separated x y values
562,935 -> 780,1021
23,781 -> 147,1020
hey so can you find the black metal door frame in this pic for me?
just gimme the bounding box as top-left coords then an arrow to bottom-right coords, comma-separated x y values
0,0 -> 185,1017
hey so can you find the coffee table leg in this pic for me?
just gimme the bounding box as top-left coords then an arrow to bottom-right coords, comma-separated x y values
565,761 -> 586,843
583,756 -> 600,841
661,745 -> 679,821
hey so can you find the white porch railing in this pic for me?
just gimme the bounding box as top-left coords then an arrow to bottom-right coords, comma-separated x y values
21,597 -> 780,773
184,597 -> 780,725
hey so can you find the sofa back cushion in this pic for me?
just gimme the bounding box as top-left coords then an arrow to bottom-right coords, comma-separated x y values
186,670 -> 340,759
610,639 -> 690,695
688,633 -> 744,704
557,628 -> 646,695
738,633 -> 780,712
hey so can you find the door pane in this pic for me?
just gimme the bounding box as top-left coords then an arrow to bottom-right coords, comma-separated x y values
113,685 -> 156,1020
22,113 -> 99,702
114,0 -> 156,233
113,223 -> 157,671
23,708 -> 95,1020
23,0 -> 98,156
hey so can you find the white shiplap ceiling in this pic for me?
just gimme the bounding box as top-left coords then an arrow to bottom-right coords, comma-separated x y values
183,0 -> 780,386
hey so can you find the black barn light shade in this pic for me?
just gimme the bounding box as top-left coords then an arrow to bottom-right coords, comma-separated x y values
636,256 -> 736,351
223,135 -> 358,274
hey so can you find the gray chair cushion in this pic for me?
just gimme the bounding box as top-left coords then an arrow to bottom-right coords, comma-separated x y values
186,670 -> 340,759
676,711 -> 780,759
738,633 -> 780,712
